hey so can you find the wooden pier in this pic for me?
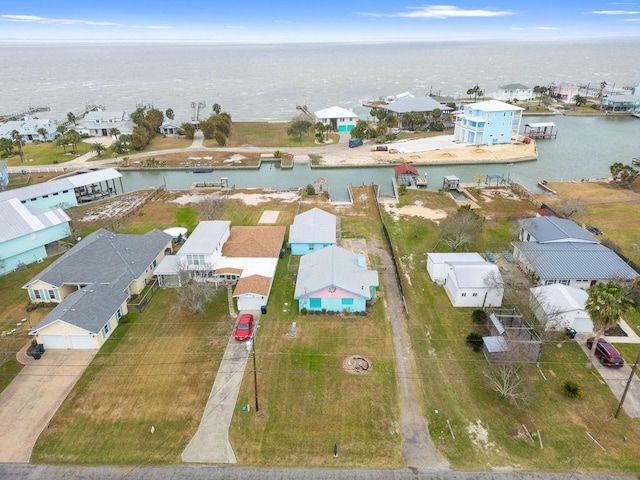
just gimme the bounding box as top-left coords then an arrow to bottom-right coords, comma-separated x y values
0,106 -> 51,122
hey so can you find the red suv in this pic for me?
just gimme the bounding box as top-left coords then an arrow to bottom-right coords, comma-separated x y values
586,337 -> 624,368
234,313 -> 254,342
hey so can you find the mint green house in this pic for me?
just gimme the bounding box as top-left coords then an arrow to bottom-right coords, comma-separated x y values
314,106 -> 359,133
0,198 -> 70,275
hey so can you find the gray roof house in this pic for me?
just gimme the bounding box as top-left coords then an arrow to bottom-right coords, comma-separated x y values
0,117 -> 60,142
293,245 -> 378,313
23,228 -> 172,349
493,83 -> 534,102
289,208 -> 337,255
383,97 -> 453,128
75,110 -> 135,137
518,216 -> 598,244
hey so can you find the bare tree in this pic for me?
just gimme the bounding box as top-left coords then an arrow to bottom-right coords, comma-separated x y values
173,282 -> 216,314
197,196 -> 226,220
439,207 -> 483,252
554,198 -> 586,218
484,366 -> 529,405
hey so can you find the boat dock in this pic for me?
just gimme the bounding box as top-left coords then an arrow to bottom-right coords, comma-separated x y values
524,122 -> 557,139
632,157 -> 640,166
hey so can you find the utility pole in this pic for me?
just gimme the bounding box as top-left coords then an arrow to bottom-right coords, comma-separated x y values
614,348 -> 640,419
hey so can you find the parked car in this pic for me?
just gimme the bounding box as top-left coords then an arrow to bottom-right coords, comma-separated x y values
234,313 -> 254,341
391,127 -> 401,135
348,138 -> 363,148
586,337 -> 624,368
26,343 -> 45,360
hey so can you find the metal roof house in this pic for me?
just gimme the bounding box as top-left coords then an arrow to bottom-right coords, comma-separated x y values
518,216 -> 598,244
492,83 -> 534,102
602,94 -> 640,112
289,208 -> 337,256
529,284 -> 593,333
382,96 -> 452,128
453,100 -> 523,145
0,198 -> 70,275
24,228 -> 172,349
294,245 -> 378,313
0,168 -> 123,210
75,110 -> 135,137
313,106 -> 359,133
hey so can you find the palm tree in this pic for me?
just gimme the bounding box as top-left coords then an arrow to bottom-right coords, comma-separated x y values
212,103 -> 221,115
92,142 -> 106,157
56,124 -> 67,136
598,81 -> 607,110
165,108 -> 174,120
67,112 -> 77,126
11,130 -> 24,163
36,127 -> 48,142
584,281 -> 633,368
108,127 -> 120,139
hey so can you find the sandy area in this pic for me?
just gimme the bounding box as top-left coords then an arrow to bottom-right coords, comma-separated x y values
382,200 -> 449,223
171,190 -> 300,206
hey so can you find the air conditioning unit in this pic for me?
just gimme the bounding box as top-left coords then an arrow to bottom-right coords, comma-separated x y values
36,258 -> 44,264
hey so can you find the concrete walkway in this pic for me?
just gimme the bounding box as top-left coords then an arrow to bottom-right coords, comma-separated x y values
189,130 -> 205,149
182,310 -> 261,463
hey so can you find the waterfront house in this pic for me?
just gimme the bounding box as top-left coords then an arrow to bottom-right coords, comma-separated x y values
0,198 -> 70,276
394,163 -> 419,186
529,284 -> 593,333
549,81 -> 580,103
426,252 -> 504,308
493,83 -> 534,102
24,228 -> 172,349
158,118 -> 181,135
0,117 -> 59,142
294,245 -> 378,313
382,96 -> 452,129
602,94 -> 640,112
289,208 -> 337,255
453,100 -> 523,145
0,168 -> 123,211
518,216 -> 598,244
154,222 -> 285,311
75,110 -> 135,137
0,160 -> 8,190
313,106 -> 359,132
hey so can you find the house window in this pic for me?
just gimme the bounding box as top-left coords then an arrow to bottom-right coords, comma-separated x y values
34,290 -> 42,300
309,298 -> 321,309
461,293 -> 467,297
341,298 -> 354,305
116,307 -> 123,320
472,293 -> 478,297
308,245 -> 315,251
102,322 -> 111,337
152,259 -> 157,268
545,280 -> 557,285
48,290 -> 56,300
559,280 -> 570,285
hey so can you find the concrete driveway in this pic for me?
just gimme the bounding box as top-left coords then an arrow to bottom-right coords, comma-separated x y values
575,333 -> 640,418
0,344 -> 96,462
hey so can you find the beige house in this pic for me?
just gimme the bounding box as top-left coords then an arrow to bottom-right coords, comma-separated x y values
24,229 -> 172,350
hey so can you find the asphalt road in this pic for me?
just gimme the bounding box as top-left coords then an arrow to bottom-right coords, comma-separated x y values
0,464 -> 636,480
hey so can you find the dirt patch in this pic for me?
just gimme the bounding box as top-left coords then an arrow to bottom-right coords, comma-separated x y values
467,420 -> 497,452
382,201 -> 448,223
171,190 -> 300,206
343,355 -> 372,375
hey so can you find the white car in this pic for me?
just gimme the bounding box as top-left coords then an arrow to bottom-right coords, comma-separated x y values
391,128 -> 401,135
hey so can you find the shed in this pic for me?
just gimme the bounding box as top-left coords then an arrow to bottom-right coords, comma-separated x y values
442,175 -> 460,190
394,163 -> 419,186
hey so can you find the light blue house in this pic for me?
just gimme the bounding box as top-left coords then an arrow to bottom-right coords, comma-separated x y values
0,168 -> 123,211
0,198 -> 70,275
0,117 -> 60,142
314,106 -> 359,133
293,245 -> 378,313
454,100 -> 524,145
289,208 -> 337,255
0,160 -> 8,190
602,94 -> 640,112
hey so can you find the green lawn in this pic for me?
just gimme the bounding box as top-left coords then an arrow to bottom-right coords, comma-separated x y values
5,141 -> 92,166
217,122 -> 339,148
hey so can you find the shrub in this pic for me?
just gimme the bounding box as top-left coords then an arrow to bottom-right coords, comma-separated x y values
466,332 -> 484,352
118,314 -> 132,325
397,185 -> 407,195
562,381 -> 583,398
300,308 -> 308,315
472,309 -> 486,324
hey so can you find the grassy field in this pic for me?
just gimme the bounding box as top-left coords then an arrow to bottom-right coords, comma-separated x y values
218,122 -> 339,148
5,141 -> 92,166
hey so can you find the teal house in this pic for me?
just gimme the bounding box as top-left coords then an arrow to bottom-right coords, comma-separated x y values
314,106 -> 359,133
0,198 -> 70,275
294,246 -> 378,313
289,207 -> 337,256
0,160 -> 8,190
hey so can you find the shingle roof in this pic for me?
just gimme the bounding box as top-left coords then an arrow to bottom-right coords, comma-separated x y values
289,208 -> 337,245
233,274 -> 272,296
294,245 -> 378,298
499,83 -> 530,90
513,241 -> 638,281
222,226 -> 286,258
520,216 -> 597,243
394,163 -> 419,176
384,96 -> 452,114
467,100 -> 524,112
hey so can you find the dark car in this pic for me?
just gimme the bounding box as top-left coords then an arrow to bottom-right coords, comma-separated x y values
586,337 -> 624,368
234,313 -> 254,342
348,138 -> 363,148
27,343 -> 45,360
587,225 -> 603,235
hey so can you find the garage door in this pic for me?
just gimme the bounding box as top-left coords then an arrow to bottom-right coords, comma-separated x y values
69,335 -> 96,349
238,296 -> 262,311
39,334 -> 66,349
573,317 -> 593,333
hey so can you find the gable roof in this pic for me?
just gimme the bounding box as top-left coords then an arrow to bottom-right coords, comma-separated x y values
450,263 -> 501,288
513,241 -> 638,281
294,245 -> 378,298
428,252 -> 486,265
26,228 -> 172,289
179,220 -> 230,255
519,216 -> 597,243
0,198 -> 70,243
289,208 -> 337,245
384,96 -> 452,114
530,284 -> 588,314
499,83 -> 530,90
233,274 -> 272,297
222,226 -> 286,258
466,100 -> 524,112
313,106 -> 359,120
394,163 -> 419,176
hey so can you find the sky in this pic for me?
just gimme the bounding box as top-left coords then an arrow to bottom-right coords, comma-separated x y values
1,1 -> 639,42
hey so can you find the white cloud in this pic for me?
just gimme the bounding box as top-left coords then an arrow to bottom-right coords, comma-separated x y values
534,26 -> 559,30
0,14 -> 173,29
586,9 -> 640,14
361,5 -> 516,19
225,25 -> 246,29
